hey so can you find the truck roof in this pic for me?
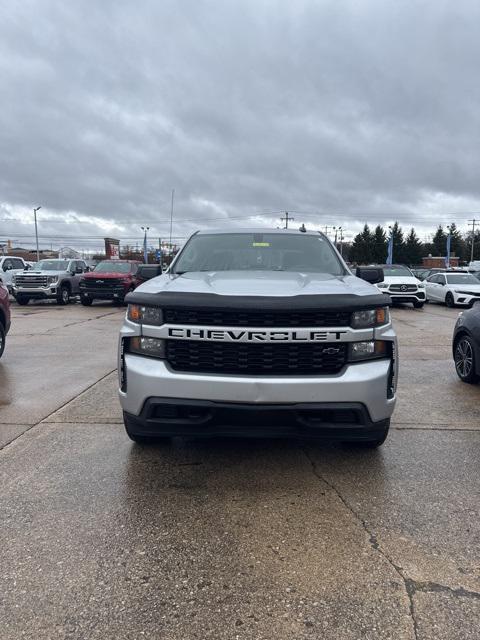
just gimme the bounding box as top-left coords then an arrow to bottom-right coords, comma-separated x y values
194,228 -> 328,238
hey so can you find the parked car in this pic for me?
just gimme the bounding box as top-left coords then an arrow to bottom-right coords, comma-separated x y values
452,303 -> 480,383
0,281 -> 11,359
119,229 -> 397,447
425,272 -> 480,307
0,256 -> 29,293
79,260 -> 142,306
411,267 -> 445,281
12,259 -> 88,305
373,264 -> 425,308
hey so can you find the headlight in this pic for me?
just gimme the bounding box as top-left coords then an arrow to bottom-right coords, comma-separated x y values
417,283 -> 425,288
128,336 -> 165,358
351,307 -> 389,328
348,340 -> 388,361
377,283 -> 389,289
47,276 -> 58,284
127,304 -> 163,326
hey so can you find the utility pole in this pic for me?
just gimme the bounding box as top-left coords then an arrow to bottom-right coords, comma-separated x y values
339,228 -> 344,256
33,206 -> 42,261
324,225 -> 332,236
468,219 -> 477,263
280,211 -> 294,229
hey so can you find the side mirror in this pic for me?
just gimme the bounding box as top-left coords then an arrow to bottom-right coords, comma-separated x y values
356,267 -> 384,285
75,267 -> 83,274
137,264 -> 162,281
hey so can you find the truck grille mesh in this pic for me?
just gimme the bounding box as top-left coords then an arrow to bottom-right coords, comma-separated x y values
163,308 -> 351,327
15,276 -> 48,287
166,340 -> 347,375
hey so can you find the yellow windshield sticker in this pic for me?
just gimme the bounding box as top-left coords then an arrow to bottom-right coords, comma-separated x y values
252,242 -> 270,247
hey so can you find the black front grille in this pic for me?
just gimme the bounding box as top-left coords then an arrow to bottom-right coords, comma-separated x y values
164,308 -> 351,327
81,278 -> 123,288
166,340 -> 347,375
389,284 -> 417,292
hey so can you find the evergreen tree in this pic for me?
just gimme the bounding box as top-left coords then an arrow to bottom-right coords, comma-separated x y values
349,224 -> 373,264
390,221 -> 405,263
371,225 -> 388,263
432,226 -> 447,256
403,228 -> 424,265
447,223 -> 465,260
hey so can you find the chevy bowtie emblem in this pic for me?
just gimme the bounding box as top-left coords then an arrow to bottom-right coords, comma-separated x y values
96,280 -> 104,283
322,347 -> 340,355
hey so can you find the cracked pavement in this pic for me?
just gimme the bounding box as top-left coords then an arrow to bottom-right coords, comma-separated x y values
0,302 -> 479,639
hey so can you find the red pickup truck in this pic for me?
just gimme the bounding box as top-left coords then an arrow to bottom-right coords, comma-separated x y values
0,282 -> 11,359
79,260 -> 142,306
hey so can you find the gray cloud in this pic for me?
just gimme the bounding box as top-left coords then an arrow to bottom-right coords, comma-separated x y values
1,0 -> 480,252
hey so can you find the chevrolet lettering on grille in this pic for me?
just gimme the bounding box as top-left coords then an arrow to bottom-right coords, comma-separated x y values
166,327 -> 348,342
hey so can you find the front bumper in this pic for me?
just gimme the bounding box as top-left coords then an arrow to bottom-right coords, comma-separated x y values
453,292 -> 480,306
120,353 -> 396,427
123,399 -> 390,439
12,285 -> 58,299
388,291 -> 425,303
80,286 -> 126,300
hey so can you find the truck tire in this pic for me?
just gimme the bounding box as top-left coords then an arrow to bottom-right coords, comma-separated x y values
15,295 -> 30,305
80,294 -> 93,306
0,322 -> 5,359
57,285 -> 71,305
343,419 -> 390,448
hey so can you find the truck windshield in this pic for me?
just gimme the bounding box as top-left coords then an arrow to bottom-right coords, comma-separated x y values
173,233 -> 346,275
34,260 -> 70,271
94,261 -> 132,273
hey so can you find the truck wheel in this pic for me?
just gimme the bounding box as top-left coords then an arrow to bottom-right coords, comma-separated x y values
344,420 -> 390,448
413,301 -> 424,309
80,295 -> 93,306
0,323 -> 5,359
445,292 -> 455,308
15,295 -> 30,305
57,285 -> 70,305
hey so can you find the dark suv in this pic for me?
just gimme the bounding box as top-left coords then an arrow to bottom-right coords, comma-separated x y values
79,260 -> 142,305
0,281 -> 11,359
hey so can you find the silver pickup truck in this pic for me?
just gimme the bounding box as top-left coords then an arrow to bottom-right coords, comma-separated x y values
12,259 -> 88,305
118,229 -> 397,446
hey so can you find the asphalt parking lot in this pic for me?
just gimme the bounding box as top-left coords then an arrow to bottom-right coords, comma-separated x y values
1,301 -> 479,640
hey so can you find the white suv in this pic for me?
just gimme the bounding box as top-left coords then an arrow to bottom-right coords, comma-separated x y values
374,264 -> 425,308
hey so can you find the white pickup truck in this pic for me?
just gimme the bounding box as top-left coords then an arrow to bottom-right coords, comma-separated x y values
0,256 -> 30,293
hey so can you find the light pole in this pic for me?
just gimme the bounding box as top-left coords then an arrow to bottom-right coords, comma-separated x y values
141,226 -> 150,263
33,206 -> 42,261
446,225 -> 452,268
386,226 -> 393,265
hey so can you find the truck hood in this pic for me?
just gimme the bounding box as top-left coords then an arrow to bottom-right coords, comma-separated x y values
136,271 -> 381,297
84,272 -> 128,279
19,270 -> 69,276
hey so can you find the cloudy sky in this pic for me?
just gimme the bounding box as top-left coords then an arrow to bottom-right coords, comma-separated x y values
1,0 -> 480,253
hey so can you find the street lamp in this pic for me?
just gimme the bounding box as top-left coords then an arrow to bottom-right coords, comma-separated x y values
446,225 -> 452,268
141,226 -> 150,263
33,207 -> 42,261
